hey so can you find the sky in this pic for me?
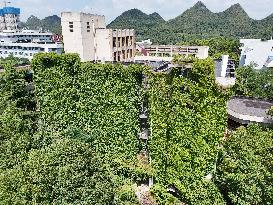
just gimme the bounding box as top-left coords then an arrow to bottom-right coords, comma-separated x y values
8,0 -> 273,23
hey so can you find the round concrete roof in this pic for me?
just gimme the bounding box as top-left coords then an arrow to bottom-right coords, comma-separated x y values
227,97 -> 273,125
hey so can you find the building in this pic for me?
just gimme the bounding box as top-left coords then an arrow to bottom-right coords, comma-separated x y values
0,30 -> 63,60
228,97 -> 273,126
0,7 -> 20,31
61,12 -> 135,62
239,39 -> 273,69
0,5 -> 63,60
135,44 -> 209,62
215,55 -> 236,87
215,55 -> 236,78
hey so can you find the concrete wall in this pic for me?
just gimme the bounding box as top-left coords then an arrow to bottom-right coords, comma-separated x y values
61,12 -> 106,62
136,45 -> 209,59
95,29 -> 112,62
240,39 -> 273,69
61,12 -> 135,62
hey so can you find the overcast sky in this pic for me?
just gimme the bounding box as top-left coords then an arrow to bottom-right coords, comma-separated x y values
9,0 -> 273,22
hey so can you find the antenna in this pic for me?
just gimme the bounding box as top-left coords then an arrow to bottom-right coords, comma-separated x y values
3,1 -> 11,7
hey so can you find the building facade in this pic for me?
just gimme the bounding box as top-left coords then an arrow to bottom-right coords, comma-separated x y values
0,7 -> 20,31
135,43 -> 209,62
239,39 -> 273,69
215,55 -> 235,78
0,30 -> 63,60
61,12 -> 135,62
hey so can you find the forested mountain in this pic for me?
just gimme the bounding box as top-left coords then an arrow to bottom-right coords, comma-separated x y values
22,15 -> 61,34
108,1 -> 273,43
21,1 -> 273,43
107,9 -> 165,38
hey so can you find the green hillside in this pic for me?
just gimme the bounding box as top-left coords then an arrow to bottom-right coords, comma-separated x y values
21,1 -> 273,42
23,15 -> 61,34
108,1 -> 273,43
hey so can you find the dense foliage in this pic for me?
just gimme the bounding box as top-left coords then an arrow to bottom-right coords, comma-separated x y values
0,54 -> 145,204
107,9 -> 165,40
32,53 -> 144,165
178,37 -> 240,63
0,55 -> 30,67
233,66 -> 273,100
216,125 -> 273,205
147,58 -> 228,204
22,15 -> 61,34
108,2 -> 273,44
0,53 -> 272,204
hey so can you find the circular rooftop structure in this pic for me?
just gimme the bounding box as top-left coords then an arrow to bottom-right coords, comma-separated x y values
228,97 -> 273,126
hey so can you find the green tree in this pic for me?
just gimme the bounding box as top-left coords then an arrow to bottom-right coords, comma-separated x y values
216,125 -> 273,205
0,138 -> 119,204
234,66 -> 273,99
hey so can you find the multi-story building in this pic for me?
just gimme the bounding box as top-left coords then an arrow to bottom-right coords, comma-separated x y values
239,39 -> 273,69
215,55 -> 236,87
215,55 -> 235,78
61,12 -> 135,62
135,44 -> 209,62
0,7 -> 20,31
0,30 -> 63,60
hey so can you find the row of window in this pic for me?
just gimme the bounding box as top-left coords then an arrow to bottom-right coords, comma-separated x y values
69,21 -> 92,33
0,46 -> 45,51
0,50 -> 35,56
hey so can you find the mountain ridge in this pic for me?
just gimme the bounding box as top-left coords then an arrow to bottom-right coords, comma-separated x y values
108,1 -> 273,43
21,1 -> 273,43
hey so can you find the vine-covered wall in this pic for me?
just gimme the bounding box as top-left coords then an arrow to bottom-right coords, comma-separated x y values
147,58 -> 228,204
32,53 -> 145,172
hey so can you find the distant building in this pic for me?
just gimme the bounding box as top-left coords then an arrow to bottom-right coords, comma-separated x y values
0,7 -> 20,31
0,5 -> 63,60
239,39 -> 273,69
61,12 -> 135,62
0,30 -> 63,60
135,44 -> 209,62
215,55 -> 235,78
136,39 -> 152,47
215,55 -> 236,87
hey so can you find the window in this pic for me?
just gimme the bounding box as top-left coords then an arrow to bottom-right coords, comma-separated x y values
69,22 -> 74,31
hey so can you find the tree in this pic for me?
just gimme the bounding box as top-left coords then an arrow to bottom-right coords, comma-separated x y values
0,138 -> 119,204
234,66 -> 273,99
216,125 -> 273,205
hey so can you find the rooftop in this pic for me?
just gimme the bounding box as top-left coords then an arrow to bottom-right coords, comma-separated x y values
228,97 -> 273,125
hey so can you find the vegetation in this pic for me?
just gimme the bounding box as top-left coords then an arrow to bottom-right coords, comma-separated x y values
147,58 -> 228,204
0,55 -> 30,67
0,54 -> 146,204
216,125 -> 273,205
108,2 -> 273,44
0,53 -> 272,204
178,37 -> 240,63
22,2 -> 273,42
22,15 -> 61,34
233,66 -> 273,100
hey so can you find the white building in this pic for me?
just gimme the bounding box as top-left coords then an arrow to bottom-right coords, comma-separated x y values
239,39 -> 273,69
0,7 -> 20,31
135,44 -> 209,62
215,55 -> 236,87
215,55 -> 235,78
61,12 -> 135,62
0,30 -> 63,60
